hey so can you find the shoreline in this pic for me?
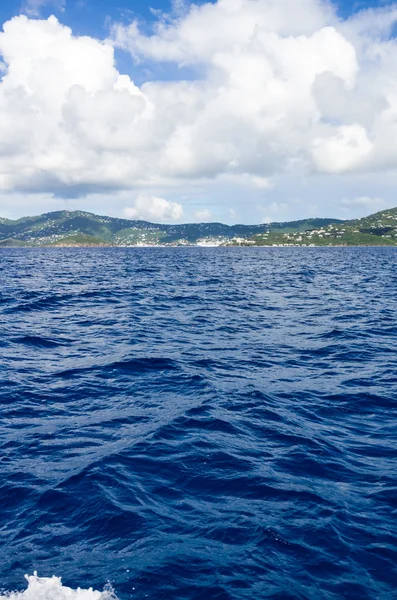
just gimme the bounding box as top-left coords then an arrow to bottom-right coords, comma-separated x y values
1,244 -> 396,249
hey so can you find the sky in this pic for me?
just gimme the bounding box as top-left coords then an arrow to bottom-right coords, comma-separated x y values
1,0 -> 397,223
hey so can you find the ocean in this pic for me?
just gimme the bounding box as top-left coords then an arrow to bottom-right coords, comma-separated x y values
0,247 -> 396,599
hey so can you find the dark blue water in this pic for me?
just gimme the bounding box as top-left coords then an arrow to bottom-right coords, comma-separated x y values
1,248 -> 397,599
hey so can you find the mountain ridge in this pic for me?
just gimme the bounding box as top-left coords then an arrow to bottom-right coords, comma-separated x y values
0,208 -> 396,246
0,210 -> 342,246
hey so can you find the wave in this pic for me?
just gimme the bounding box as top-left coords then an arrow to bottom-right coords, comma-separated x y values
0,574 -> 117,600
1,247 -> 396,599
11,335 -> 66,348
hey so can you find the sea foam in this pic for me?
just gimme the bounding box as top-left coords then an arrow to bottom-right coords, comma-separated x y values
0,574 -> 116,600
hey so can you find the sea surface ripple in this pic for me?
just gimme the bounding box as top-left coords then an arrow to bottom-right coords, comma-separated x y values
1,247 -> 396,599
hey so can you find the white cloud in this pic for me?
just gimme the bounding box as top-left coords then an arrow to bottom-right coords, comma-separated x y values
113,0 -> 337,64
311,124 -> 373,173
2,2 -> 397,219
0,15 -> 148,194
124,194 -> 183,222
195,209 -> 212,221
110,0 -> 397,181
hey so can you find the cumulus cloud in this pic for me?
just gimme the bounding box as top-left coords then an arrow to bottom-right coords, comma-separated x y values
111,0 -> 397,181
311,124 -> 373,173
124,195 -> 183,222
0,15 -> 148,194
1,2 -> 397,218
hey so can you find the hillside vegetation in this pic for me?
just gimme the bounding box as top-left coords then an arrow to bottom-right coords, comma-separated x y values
0,211 -> 342,246
251,208 -> 397,246
0,208 -> 396,246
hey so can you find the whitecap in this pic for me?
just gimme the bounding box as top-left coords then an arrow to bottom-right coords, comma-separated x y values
0,573 -> 117,600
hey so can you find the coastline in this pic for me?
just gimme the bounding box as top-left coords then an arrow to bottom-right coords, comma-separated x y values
1,243 -> 396,248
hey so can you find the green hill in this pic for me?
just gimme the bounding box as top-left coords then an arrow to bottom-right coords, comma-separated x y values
0,208 -> 396,246
0,210 -> 343,246
50,234 -> 111,246
251,207 -> 397,246
0,238 -> 26,247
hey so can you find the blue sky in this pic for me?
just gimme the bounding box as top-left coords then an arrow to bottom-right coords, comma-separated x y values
1,0 -> 397,223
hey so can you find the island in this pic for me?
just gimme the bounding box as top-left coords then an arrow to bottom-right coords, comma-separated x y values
1,207 -> 397,247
